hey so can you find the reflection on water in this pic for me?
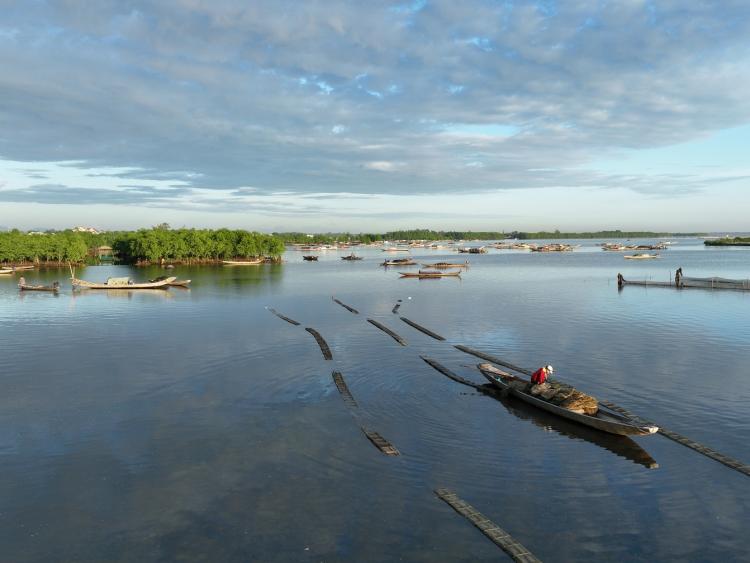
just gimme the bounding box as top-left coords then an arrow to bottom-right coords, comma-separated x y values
0,240 -> 749,562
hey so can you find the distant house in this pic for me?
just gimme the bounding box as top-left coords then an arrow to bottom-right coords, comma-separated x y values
73,226 -> 103,234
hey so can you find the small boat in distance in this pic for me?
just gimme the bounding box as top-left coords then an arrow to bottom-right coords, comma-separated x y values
382,247 -> 411,252
222,259 -> 264,265
382,258 -> 417,266
421,261 -> 469,269
341,253 -> 362,261
399,269 -> 462,278
303,255 -> 319,261
19,282 -> 60,292
624,253 -> 660,260
477,363 -> 658,436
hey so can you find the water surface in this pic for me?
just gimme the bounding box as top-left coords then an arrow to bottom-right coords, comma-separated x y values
1,239 -> 748,561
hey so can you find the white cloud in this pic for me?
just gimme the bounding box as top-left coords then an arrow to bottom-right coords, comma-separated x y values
363,161 -> 403,172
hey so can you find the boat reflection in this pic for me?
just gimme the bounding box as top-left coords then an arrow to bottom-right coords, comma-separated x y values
478,383 -> 658,469
70,288 -> 175,300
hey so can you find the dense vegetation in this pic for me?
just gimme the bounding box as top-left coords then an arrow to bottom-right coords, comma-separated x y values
275,229 -> 701,243
113,228 -> 285,263
0,230 -> 89,264
0,228 -> 285,265
704,237 -> 750,246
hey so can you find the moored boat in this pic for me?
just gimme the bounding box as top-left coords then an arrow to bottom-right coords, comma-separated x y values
382,258 -> 416,266
477,363 -> 658,436
399,269 -> 462,278
421,261 -> 469,269
19,282 -> 60,292
71,276 -> 176,289
222,259 -> 264,265
303,255 -> 319,261
341,253 -> 362,261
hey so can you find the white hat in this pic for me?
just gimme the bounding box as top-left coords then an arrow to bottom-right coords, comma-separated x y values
545,365 -> 554,373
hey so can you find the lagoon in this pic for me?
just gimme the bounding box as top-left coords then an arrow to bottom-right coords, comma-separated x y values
1,239 -> 749,561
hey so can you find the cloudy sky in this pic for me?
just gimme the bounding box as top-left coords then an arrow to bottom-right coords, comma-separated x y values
1,1 -> 749,232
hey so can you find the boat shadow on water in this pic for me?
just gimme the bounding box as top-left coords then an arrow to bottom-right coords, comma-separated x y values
476,383 -> 659,469
70,288 -> 175,300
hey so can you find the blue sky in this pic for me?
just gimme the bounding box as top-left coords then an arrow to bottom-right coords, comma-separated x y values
1,1 -> 749,231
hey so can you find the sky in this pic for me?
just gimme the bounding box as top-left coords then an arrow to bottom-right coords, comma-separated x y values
1,0 -> 749,232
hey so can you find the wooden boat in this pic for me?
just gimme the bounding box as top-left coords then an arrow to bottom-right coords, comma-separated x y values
382,258 -> 416,266
382,248 -> 410,252
19,282 -> 60,292
457,247 -> 487,254
399,269 -> 461,278
341,254 -> 362,261
149,276 -> 191,287
3,264 -> 35,271
477,363 -> 658,436
222,259 -> 263,265
624,253 -> 659,260
483,382 -> 658,468
0,269 -> 14,276
303,255 -> 319,261
421,261 -> 469,269
71,276 -> 176,290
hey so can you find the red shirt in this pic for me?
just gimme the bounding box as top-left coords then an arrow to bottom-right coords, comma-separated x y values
531,368 -> 548,385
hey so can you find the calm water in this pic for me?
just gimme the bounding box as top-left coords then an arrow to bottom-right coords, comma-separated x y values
1,239 -> 749,562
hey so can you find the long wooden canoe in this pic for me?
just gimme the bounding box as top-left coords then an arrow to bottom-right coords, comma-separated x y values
383,259 -> 417,266
399,269 -> 461,278
0,269 -> 14,276
72,276 -> 176,289
222,259 -> 264,265
477,363 -> 658,436
421,262 -> 469,269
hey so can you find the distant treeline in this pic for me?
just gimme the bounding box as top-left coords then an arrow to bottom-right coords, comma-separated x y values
704,237 -> 750,247
275,229 -> 519,244
275,229 -> 702,244
510,230 -> 702,240
0,228 -> 285,265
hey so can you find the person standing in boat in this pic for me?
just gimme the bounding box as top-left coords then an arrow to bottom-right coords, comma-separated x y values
530,365 -> 553,385
18,276 -> 26,288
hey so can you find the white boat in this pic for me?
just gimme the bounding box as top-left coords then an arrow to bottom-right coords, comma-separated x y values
222,259 -> 264,265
